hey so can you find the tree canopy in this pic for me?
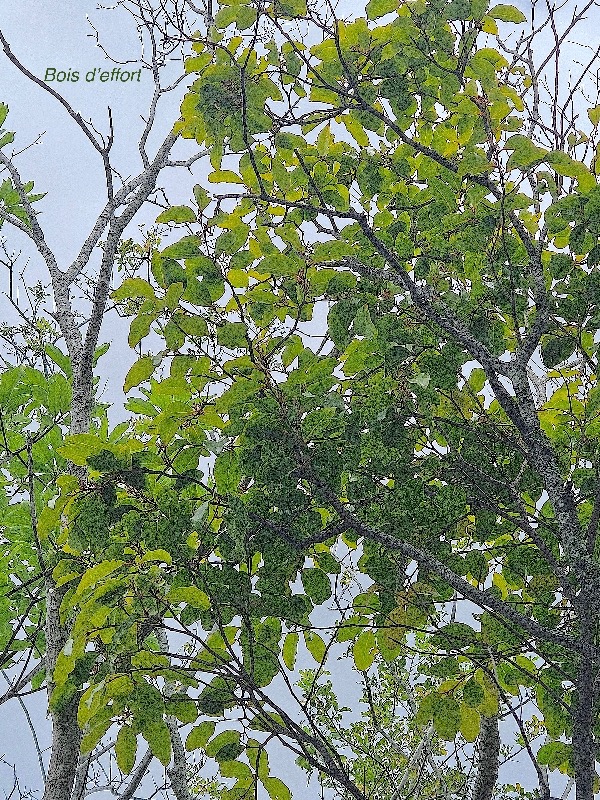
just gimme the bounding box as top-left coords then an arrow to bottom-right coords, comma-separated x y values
1,0 -> 600,799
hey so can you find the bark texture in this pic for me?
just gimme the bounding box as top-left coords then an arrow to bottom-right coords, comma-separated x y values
573,638 -> 597,800
43,585 -> 81,800
470,714 -> 500,800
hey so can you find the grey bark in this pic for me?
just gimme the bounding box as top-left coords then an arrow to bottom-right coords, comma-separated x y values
43,584 -> 81,800
572,633 -> 597,800
156,628 -> 193,800
69,753 -> 91,800
40,129 -> 177,799
470,715 -> 500,800
117,748 -> 153,800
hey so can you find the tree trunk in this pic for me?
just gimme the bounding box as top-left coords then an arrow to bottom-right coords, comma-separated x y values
573,638 -> 596,800
42,394 -> 88,800
470,714 -> 500,800
42,584 -> 81,800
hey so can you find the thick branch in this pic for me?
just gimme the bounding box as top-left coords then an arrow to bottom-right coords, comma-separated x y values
116,748 -> 153,800
470,715 -> 500,800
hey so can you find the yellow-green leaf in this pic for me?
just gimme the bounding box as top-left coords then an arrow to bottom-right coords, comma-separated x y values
115,725 -> 138,774
488,3 -> 527,22
588,105 -> 600,127
208,170 -> 245,184
141,549 -> 172,565
341,114 -> 370,147
365,0 -> 399,19
124,357 -> 155,392
167,586 -> 211,609
460,704 -> 481,742
304,631 -> 326,663
156,205 -> 197,224
75,561 -> 124,599
227,268 -> 250,288
143,720 -> 172,766
282,632 -> 299,670
353,629 -> 376,671
262,776 -> 292,800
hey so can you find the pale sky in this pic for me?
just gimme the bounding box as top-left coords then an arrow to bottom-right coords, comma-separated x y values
0,1 -> 202,418
0,4 -> 204,795
0,1 -> 591,798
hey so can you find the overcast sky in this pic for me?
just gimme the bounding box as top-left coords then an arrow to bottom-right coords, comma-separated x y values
0,1 -> 591,798
0,1 -> 203,419
0,4 -> 204,795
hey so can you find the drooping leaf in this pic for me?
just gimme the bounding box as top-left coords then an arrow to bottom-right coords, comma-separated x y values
115,725 -> 138,774
488,3 -> 527,22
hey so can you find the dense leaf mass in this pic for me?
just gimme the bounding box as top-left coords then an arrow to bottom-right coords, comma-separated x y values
3,0 -> 600,798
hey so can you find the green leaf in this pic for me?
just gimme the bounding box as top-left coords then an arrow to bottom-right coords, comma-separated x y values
93,342 -> 111,366
262,777 -> 292,800
588,105 -> 600,127
186,721 -> 216,751
205,729 -> 243,762
124,357 -> 155,392
115,725 -> 138,774
128,314 -> 154,348
301,568 -> 332,604
156,205 -> 197,224
433,696 -> 462,740
433,622 -> 478,649
235,5 -> 258,29
462,677 -> 485,707
275,0 -> 307,15
48,374 -> 72,413
214,449 -> 242,494
143,720 -> 172,766
353,630 -> 376,671
215,225 -> 250,257
162,236 -> 202,260
311,240 -> 355,263
488,3 -> 527,22
537,741 -> 573,772
44,343 -> 72,377
217,322 -> 248,349
175,314 -> 209,338
32,668 -> 45,691
365,0 -> 398,19
282,632 -> 299,670
353,305 -> 377,338
167,696 -> 198,724
504,134 -> 547,169
304,631 -> 327,663
281,335 -> 303,367
540,335 -> 576,368
193,184 -> 210,210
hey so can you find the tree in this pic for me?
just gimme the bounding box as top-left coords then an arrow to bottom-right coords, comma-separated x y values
0,2 -> 211,798
3,0 -> 600,799
63,0 -> 600,798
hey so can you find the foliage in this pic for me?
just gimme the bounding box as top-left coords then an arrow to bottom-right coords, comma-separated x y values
2,0 -> 600,798
92,0 -> 600,795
